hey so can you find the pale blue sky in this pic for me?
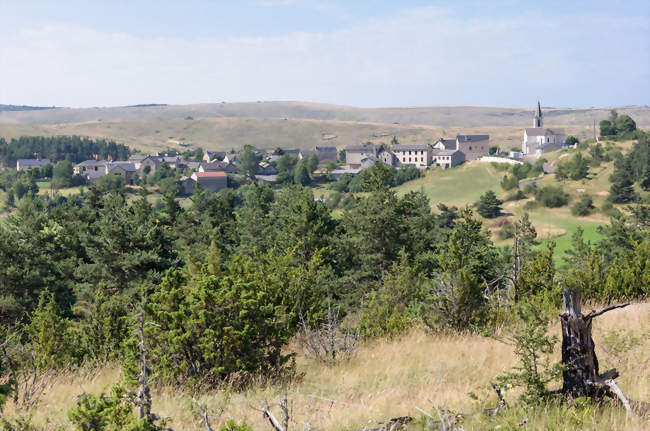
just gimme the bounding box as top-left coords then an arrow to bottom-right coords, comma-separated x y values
1,0 -> 648,107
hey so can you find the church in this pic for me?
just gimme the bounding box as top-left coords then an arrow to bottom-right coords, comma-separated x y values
522,102 -> 566,157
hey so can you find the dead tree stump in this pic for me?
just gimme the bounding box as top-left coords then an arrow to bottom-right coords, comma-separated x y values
559,288 -> 634,417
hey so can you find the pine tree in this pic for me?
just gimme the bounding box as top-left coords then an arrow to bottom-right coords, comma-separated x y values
293,160 -> 311,186
609,158 -> 636,203
476,190 -> 502,218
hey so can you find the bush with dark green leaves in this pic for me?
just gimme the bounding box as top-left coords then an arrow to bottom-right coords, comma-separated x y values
67,384 -> 168,431
133,253 -> 303,387
500,174 -> 519,190
565,136 -> 579,146
534,186 -> 569,208
498,222 -> 514,240
504,189 -> 526,201
571,194 -> 594,216
359,252 -> 428,338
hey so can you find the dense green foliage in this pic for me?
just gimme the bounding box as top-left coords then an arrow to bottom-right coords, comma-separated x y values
0,136 -> 130,166
534,185 -> 569,208
0,137 -> 648,430
500,160 -> 544,190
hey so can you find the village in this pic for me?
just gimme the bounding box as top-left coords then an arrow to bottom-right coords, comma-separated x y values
13,102 -> 568,195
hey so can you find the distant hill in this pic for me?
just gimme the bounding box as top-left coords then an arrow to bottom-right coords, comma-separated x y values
1,101 -> 649,127
0,102 -> 648,152
0,104 -> 56,112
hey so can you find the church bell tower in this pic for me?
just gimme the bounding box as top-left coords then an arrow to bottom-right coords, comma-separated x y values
533,101 -> 543,127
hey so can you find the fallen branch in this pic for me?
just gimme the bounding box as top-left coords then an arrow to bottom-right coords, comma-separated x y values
601,379 -> 634,419
195,401 -> 214,431
261,407 -> 285,431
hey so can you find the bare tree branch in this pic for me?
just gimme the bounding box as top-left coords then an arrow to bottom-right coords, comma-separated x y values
585,303 -> 630,320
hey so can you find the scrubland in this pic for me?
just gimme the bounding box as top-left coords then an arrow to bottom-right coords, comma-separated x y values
11,303 -> 648,430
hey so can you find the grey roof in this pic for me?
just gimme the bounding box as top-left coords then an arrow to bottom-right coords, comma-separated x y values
432,149 -> 460,156
129,155 -> 148,161
157,156 -> 181,163
185,161 -> 201,169
391,144 -> 430,152
300,149 -> 316,157
17,159 -> 50,166
282,149 -> 301,154
456,134 -> 489,142
108,162 -> 137,172
525,128 -> 565,136
315,146 -> 337,153
76,160 -> 108,167
437,139 -> 458,150
346,144 -> 378,153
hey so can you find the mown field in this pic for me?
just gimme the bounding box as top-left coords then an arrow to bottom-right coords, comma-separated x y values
8,303 -> 649,430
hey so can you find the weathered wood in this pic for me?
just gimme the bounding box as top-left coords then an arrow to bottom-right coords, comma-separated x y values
602,379 -> 634,419
560,288 -> 600,398
559,288 -> 634,418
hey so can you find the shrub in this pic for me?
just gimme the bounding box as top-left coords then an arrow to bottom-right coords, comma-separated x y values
138,255 -> 297,387
523,200 -> 539,211
571,194 -> 594,216
565,136 -> 579,146
359,252 -> 427,338
500,175 -> 519,190
504,189 -> 526,201
601,201 -> 621,218
498,222 -> 514,240
492,162 -> 511,172
393,166 -> 422,186
220,421 -> 253,431
522,182 -> 537,196
492,303 -> 563,406
535,186 -> 569,208
329,173 -> 354,192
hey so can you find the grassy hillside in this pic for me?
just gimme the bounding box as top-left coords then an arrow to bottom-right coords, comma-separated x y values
391,153 -> 636,262
394,161 -> 503,207
7,303 -> 648,430
1,102 -> 648,154
0,118 -> 597,154
2,102 -> 649,128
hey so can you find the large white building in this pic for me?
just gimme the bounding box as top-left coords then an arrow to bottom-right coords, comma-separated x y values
522,102 -> 566,157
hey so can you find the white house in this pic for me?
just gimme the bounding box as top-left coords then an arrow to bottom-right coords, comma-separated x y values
522,102 -> 566,156
391,144 -> 432,168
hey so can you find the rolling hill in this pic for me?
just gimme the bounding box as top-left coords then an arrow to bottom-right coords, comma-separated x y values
1,102 -> 648,153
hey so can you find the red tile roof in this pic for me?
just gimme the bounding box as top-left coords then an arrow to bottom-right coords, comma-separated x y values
194,171 -> 227,178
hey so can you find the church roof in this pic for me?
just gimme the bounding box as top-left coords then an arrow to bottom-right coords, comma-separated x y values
536,101 -> 543,117
525,128 -> 565,136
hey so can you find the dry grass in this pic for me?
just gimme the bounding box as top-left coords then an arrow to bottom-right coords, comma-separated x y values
7,303 -> 648,430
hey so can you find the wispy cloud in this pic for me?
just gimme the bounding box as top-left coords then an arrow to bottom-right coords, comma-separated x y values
0,6 -> 647,107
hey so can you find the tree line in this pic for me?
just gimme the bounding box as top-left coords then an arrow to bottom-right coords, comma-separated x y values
0,135 -> 131,166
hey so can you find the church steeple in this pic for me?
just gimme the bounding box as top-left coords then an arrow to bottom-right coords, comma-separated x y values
533,101 -> 543,127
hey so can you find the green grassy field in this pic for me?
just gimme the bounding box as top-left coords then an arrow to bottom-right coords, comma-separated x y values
394,162 -> 504,207
391,160 -> 615,263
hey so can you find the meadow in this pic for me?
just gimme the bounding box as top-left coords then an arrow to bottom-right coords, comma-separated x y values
9,303 -> 649,430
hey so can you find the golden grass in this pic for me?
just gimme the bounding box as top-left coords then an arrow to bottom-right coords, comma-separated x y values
8,303 -> 648,430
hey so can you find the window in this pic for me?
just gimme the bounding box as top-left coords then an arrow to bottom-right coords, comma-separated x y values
469,146 -> 472,151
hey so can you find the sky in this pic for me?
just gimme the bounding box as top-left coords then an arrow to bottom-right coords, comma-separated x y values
0,0 -> 648,108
